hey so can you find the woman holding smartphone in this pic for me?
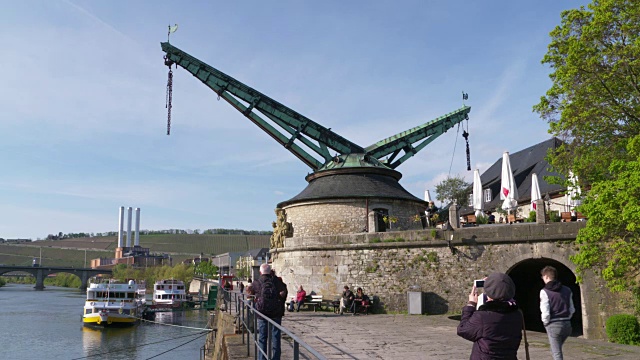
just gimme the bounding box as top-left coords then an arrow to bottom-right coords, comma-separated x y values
457,272 -> 523,359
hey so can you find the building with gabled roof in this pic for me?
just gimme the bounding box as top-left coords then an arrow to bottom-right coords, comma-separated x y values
460,138 -> 572,220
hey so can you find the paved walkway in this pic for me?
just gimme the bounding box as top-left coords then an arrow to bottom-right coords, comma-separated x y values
273,311 -> 640,360
222,294 -> 640,359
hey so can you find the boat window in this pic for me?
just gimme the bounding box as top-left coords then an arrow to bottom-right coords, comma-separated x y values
85,309 -> 91,315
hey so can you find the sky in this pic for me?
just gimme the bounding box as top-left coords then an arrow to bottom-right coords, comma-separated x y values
0,0 -> 589,239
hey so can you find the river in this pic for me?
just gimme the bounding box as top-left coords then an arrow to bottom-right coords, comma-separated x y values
0,284 -> 210,360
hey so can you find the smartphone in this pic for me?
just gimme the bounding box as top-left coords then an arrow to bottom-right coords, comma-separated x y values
474,279 -> 485,288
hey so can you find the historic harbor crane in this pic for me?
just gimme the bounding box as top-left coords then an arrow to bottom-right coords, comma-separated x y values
161,41 -> 471,238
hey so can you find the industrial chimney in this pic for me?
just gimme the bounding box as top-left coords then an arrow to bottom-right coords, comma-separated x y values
134,208 -> 141,247
117,206 -> 124,248
126,207 -> 133,248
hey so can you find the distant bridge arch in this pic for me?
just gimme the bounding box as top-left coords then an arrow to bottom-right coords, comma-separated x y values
0,265 -> 112,291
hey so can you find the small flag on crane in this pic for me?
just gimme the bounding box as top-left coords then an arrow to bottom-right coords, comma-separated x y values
167,24 -> 178,42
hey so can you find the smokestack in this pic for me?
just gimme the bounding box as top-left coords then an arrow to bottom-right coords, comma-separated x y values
118,206 -> 124,247
126,207 -> 133,248
134,208 -> 140,246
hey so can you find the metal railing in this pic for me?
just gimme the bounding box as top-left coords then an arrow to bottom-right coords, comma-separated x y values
221,288 -> 326,360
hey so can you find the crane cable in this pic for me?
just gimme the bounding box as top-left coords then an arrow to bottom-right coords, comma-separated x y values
448,105 -> 472,176
463,114 -> 471,171
448,123 -> 461,176
164,55 -> 175,135
165,68 -> 173,135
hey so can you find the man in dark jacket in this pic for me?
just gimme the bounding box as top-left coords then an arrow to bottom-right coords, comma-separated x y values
248,263 -> 287,360
540,266 -> 575,360
457,272 -> 522,360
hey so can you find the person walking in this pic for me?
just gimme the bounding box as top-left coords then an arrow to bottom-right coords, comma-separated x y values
248,263 -> 288,360
457,272 -> 522,359
540,266 -> 575,360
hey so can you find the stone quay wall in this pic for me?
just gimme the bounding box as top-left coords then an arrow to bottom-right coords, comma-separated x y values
271,222 -> 632,340
283,198 -> 426,237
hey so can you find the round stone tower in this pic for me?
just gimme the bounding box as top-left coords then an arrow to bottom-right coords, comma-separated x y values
277,153 -> 427,237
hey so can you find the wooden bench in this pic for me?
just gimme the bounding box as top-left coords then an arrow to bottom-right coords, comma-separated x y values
286,294 -> 324,312
561,211 -> 586,222
324,299 -> 341,313
507,214 -> 524,223
306,295 -> 323,311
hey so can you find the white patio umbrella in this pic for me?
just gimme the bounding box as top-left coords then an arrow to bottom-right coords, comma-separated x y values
531,173 -> 542,211
424,190 -> 432,203
472,169 -> 484,218
500,152 -> 519,213
566,171 -> 582,209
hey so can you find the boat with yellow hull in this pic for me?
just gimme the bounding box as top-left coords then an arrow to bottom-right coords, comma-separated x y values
82,279 -> 146,326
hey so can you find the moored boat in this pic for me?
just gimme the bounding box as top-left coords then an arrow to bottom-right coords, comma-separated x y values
83,279 -> 146,326
152,279 -> 187,308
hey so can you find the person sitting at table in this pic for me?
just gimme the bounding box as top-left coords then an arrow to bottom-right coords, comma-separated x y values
352,287 -> 370,314
339,285 -> 354,315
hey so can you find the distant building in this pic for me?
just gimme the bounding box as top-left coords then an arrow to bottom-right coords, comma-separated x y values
210,251 -> 244,277
239,248 -> 270,280
90,245 -> 171,269
5,239 -> 32,244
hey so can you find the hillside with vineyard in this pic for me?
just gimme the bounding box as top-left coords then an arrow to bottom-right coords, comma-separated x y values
0,234 -> 270,267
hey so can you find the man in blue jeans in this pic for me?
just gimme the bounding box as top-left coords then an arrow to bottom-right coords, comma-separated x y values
249,263 -> 287,360
540,266 -> 575,360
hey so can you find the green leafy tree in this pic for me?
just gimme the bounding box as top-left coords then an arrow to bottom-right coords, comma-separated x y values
194,261 -> 218,279
434,175 -> 471,207
571,136 -> 640,300
534,0 -> 640,307
533,0 -> 640,186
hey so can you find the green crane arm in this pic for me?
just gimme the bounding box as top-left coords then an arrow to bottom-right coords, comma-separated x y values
161,42 -> 364,171
364,106 -> 471,169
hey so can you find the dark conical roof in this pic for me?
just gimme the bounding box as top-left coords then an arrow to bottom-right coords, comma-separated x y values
278,169 -> 425,208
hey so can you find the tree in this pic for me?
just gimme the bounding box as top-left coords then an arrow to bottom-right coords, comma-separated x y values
570,135 -> 640,307
194,260 -> 218,279
434,175 -> 471,207
533,0 -> 640,186
534,0 -> 640,304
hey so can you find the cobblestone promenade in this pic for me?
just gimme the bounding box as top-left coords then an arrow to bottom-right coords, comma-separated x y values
267,311 -> 640,359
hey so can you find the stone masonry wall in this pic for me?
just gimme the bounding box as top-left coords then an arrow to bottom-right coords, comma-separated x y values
283,198 -> 425,237
271,222 -> 632,340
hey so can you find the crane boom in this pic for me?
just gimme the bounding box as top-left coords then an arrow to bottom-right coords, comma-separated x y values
365,106 -> 470,169
161,42 -> 364,170
161,42 -> 471,172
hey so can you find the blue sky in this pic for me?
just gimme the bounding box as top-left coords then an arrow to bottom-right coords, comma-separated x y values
0,1 -> 588,239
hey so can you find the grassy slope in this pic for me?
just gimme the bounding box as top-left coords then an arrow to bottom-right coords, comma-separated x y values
2,234 -> 270,267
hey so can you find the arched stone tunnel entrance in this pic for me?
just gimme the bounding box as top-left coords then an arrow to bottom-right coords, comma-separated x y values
507,258 -> 582,336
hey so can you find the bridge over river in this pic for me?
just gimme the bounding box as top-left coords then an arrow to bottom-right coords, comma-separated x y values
0,265 -> 112,290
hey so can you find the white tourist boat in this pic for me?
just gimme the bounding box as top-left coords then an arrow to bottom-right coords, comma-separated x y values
83,279 -> 146,326
152,279 -> 187,308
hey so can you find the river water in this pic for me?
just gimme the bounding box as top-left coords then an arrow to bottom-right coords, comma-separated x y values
0,284 -> 210,360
